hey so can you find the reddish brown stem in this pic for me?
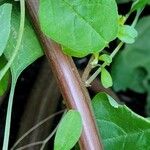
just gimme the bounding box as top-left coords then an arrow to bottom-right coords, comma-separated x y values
26,1 -> 103,149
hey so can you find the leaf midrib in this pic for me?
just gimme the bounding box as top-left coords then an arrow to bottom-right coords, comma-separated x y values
62,0 -> 107,43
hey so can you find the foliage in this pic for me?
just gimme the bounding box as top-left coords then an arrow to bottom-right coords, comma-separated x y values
111,16 -> 150,93
54,110 -> 82,150
0,2 -> 43,150
118,25 -> 138,44
93,92 -> 150,149
4,6 -> 43,82
0,0 -> 150,149
101,67 -> 113,88
39,0 -> 118,57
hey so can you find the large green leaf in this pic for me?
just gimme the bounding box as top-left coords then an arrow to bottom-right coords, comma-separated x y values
0,3 -> 12,56
54,110 -> 82,150
111,16 -> 150,93
4,6 -> 43,82
39,0 -> 118,57
92,92 -> 150,149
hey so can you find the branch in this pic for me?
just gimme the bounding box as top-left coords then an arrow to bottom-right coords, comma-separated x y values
26,0 -> 103,150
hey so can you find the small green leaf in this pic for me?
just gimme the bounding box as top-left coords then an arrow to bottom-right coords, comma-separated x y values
101,68 -> 113,88
111,16 -> 150,93
99,54 -> 112,65
92,92 -> 150,149
39,0 -> 118,57
0,3 -> 12,56
118,25 -> 138,44
54,110 -> 82,150
0,56 -> 10,96
131,0 -> 150,12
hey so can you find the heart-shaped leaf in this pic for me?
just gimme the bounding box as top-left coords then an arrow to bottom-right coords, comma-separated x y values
39,0 -> 118,57
93,92 -> 150,149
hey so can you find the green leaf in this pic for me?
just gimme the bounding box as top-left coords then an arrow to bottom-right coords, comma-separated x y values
2,5 -> 43,150
39,0 -> 118,57
54,110 -> 82,150
92,92 -> 150,149
0,3 -> 12,56
101,68 -> 113,88
111,16 -> 150,93
0,56 -> 10,96
131,0 -> 150,12
118,25 -> 138,44
99,54 -> 112,65
4,6 -> 43,82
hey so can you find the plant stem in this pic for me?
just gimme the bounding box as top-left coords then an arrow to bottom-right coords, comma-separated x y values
2,1 -> 25,150
15,111 -> 66,150
132,9 -> 143,27
85,42 -> 124,86
40,123 -> 59,150
110,42 -> 124,59
26,0 -> 103,149
82,55 -> 94,82
85,9 -> 144,86
2,81 -> 15,150
16,141 -> 43,150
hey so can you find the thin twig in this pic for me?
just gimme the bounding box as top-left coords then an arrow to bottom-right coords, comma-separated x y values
15,141 -> 43,150
16,111 -> 66,150
11,110 -> 65,150
40,124 -> 59,150
2,1 -> 25,150
82,55 -> 94,82
85,8 -> 144,86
